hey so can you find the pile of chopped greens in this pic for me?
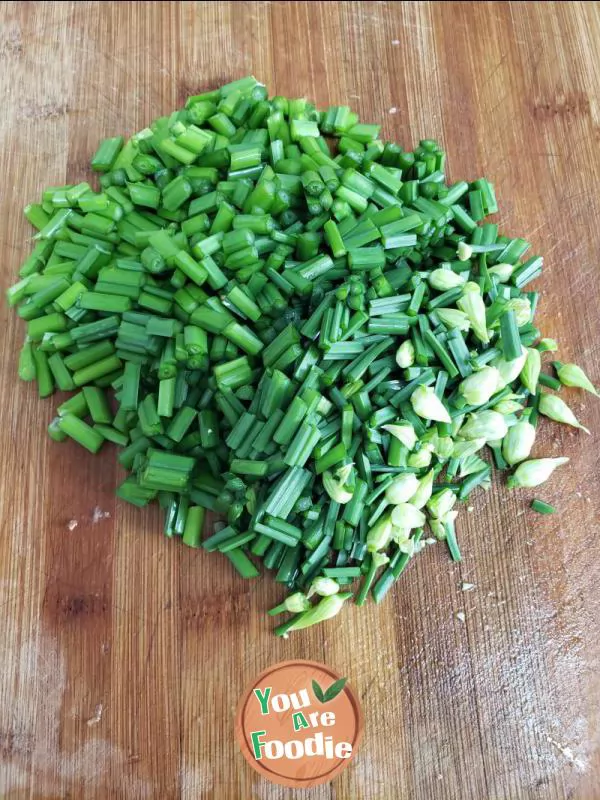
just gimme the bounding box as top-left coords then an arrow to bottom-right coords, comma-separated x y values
8,76 -> 597,635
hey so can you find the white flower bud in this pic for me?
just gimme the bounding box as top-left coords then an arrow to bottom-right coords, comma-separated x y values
451,414 -> 465,437
370,552 -> 390,570
283,592 -> 311,613
335,463 -> 354,484
429,518 -> 447,540
381,422 -> 417,450
451,437 -> 486,458
410,468 -> 434,509
457,241 -> 473,261
501,419 -> 536,465
395,339 -> 415,368
488,263 -> 514,282
520,347 -> 541,393
385,472 -> 420,504
390,503 -> 426,529
410,384 -> 451,423
459,410 -> 508,442
555,362 -> 599,397
538,393 -> 590,434
507,457 -> 569,489
287,593 -> 351,632
538,338 -> 558,352
459,366 -> 501,406
366,515 -> 393,552
407,446 -> 433,468
432,435 -> 454,459
493,399 -> 524,414
458,454 -> 487,478
492,347 -> 528,387
426,488 -> 457,519
457,282 -> 489,343
308,577 -> 340,598
322,470 -> 354,504
435,307 -> 471,332
382,422 -> 417,450
428,268 -> 467,291
506,296 -> 532,327
391,526 -> 410,544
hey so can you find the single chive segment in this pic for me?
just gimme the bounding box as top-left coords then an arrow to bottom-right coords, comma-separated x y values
530,499 -> 556,515
58,413 -> 104,453
500,309 -> 522,361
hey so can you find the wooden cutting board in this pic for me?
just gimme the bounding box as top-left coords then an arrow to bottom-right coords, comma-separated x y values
0,2 -> 599,798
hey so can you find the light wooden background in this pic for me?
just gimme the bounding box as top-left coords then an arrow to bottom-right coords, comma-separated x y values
0,2 -> 599,798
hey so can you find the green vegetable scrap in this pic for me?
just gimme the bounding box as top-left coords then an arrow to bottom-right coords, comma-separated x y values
7,76 -> 595,634
530,499 -> 556,515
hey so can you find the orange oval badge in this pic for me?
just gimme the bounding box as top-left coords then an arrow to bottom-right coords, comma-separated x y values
235,659 -> 363,789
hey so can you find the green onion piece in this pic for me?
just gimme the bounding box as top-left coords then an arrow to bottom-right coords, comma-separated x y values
530,499 -> 556,514
224,548 -> 260,578
58,413 -> 104,453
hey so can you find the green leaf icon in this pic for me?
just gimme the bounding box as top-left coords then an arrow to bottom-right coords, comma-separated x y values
323,677 -> 348,702
312,676 -> 348,704
312,679 -> 326,703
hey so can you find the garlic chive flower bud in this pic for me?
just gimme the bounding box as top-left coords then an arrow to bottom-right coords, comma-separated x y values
429,508 -> 459,539
395,339 -> 415,368
492,347 -> 528,387
322,470 -> 354,503
410,468 -> 435,509
284,593 -> 352,633
371,552 -> 390,570
538,338 -> 558,353
432,435 -> 454,459
507,457 -> 569,489
382,421 -> 417,449
285,592 -> 311,612
459,366 -> 501,406
367,514 -> 393,552
385,472 -> 420,504
506,296 -> 532,327
459,410 -> 509,442
268,591 -> 311,616
391,526 -> 410,545
390,503 -> 426,529
520,347 -> 541,393
501,419 -> 536,465
436,307 -> 471,332
308,576 -> 340,598
451,414 -> 465,437
428,268 -> 467,291
538,393 -> 590,434
553,362 -> 599,397
407,445 -> 434,469
451,438 -> 487,458
335,463 -> 354,484
457,241 -> 473,261
429,518 -> 447,540
458,455 -> 488,478
427,488 -> 457,519
488,263 -> 514,282
410,384 -> 451,423
457,282 -> 489,343
493,399 -> 524,414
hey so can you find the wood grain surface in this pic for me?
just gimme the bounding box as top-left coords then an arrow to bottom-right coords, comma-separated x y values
0,2 -> 599,798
